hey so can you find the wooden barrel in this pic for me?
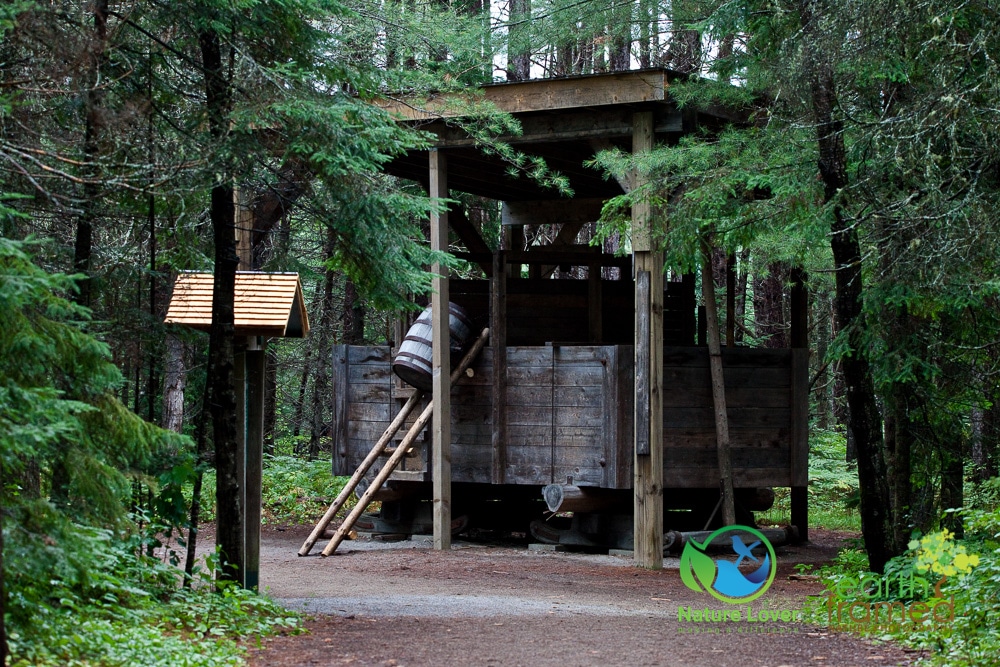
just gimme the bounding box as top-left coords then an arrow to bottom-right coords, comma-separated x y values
392,302 -> 474,391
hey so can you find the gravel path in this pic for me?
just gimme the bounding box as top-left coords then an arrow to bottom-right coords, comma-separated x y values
234,526 -> 922,666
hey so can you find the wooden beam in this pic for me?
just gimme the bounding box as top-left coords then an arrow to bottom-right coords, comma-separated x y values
431,107 -> 683,147
491,251 -> 507,484
376,70 -> 670,120
449,204 -> 492,276
502,199 -> 605,227
245,345 -> 265,590
631,110 -> 663,569
635,271 -> 651,457
429,148 -> 452,551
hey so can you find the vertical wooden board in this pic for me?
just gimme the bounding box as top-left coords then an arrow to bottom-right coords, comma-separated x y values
616,345 -> 635,489
332,345 -> 349,475
635,271 -> 651,456
602,346 -> 618,488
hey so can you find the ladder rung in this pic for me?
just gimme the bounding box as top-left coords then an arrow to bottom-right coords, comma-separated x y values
380,446 -> 417,457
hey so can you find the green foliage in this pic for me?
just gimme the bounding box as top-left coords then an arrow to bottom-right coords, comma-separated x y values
0,240 -> 292,665
190,455 -> 351,526
758,428 -> 860,531
810,517 -> 1000,666
0,237 -> 191,524
260,455 -> 349,525
5,518 -> 299,667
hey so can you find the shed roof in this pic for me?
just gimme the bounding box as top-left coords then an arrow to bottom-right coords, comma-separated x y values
375,69 -> 747,201
164,272 -> 309,338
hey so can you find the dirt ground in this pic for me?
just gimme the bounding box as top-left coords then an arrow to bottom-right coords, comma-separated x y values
226,525 -> 924,667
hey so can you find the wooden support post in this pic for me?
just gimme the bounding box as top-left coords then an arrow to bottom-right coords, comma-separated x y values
491,251 -> 508,485
233,343 -> 247,586
726,253 -> 736,347
631,110 -> 663,569
589,265 -> 603,342
429,148 -> 452,551
234,189 -> 252,270
790,269 -> 809,541
245,341 -> 264,590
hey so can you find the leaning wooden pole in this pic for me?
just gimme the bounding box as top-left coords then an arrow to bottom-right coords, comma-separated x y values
320,328 -> 489,557
298,390 -> 425,556
701,235 -> 736,526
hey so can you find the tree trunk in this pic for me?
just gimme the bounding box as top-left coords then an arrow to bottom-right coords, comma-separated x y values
753,263 -> 787,348
308,229 -> 338,460
940,445 -> 964,537
507,0 -> 531,81
73,0 -> 109,310
264,344 -> 278,455
974,396 -> 999,481
734,249 -> 749,343
200,24 -> 243,586
884,388 -> 913,551
162,333 -> 186,433
1,459 -> 7,664
799,0 -> 894,573
343,277 -> 365,345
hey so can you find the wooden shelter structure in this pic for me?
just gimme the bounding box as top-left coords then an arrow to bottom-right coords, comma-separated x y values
165,270 -> 309,587
330,69 -> 808,567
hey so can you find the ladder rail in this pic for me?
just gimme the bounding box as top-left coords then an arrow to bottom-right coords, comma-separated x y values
298,390 -> 424,556
319,327 -> 490,557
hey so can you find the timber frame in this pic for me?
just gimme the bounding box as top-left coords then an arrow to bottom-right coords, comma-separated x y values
341,69 -> 808,566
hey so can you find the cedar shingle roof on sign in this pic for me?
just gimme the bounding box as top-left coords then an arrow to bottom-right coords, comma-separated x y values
164,272 -> 309,338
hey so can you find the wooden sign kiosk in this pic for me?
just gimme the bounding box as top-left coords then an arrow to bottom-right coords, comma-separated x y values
165,270 -> 309,588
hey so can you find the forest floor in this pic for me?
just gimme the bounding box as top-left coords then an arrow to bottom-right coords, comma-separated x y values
206,524 -> 927,667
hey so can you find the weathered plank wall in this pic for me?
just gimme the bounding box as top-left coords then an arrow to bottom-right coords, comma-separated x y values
334,344 -> 804,491
661,347 -> 797,488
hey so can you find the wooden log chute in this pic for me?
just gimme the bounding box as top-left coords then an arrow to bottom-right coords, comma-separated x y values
541,484 -> 630,514
664,525 -> 798,554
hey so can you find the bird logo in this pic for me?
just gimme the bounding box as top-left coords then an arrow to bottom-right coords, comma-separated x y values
680,526 -> 777,604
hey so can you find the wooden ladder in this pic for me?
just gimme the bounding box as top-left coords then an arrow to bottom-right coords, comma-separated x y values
298,327 -> 489,557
